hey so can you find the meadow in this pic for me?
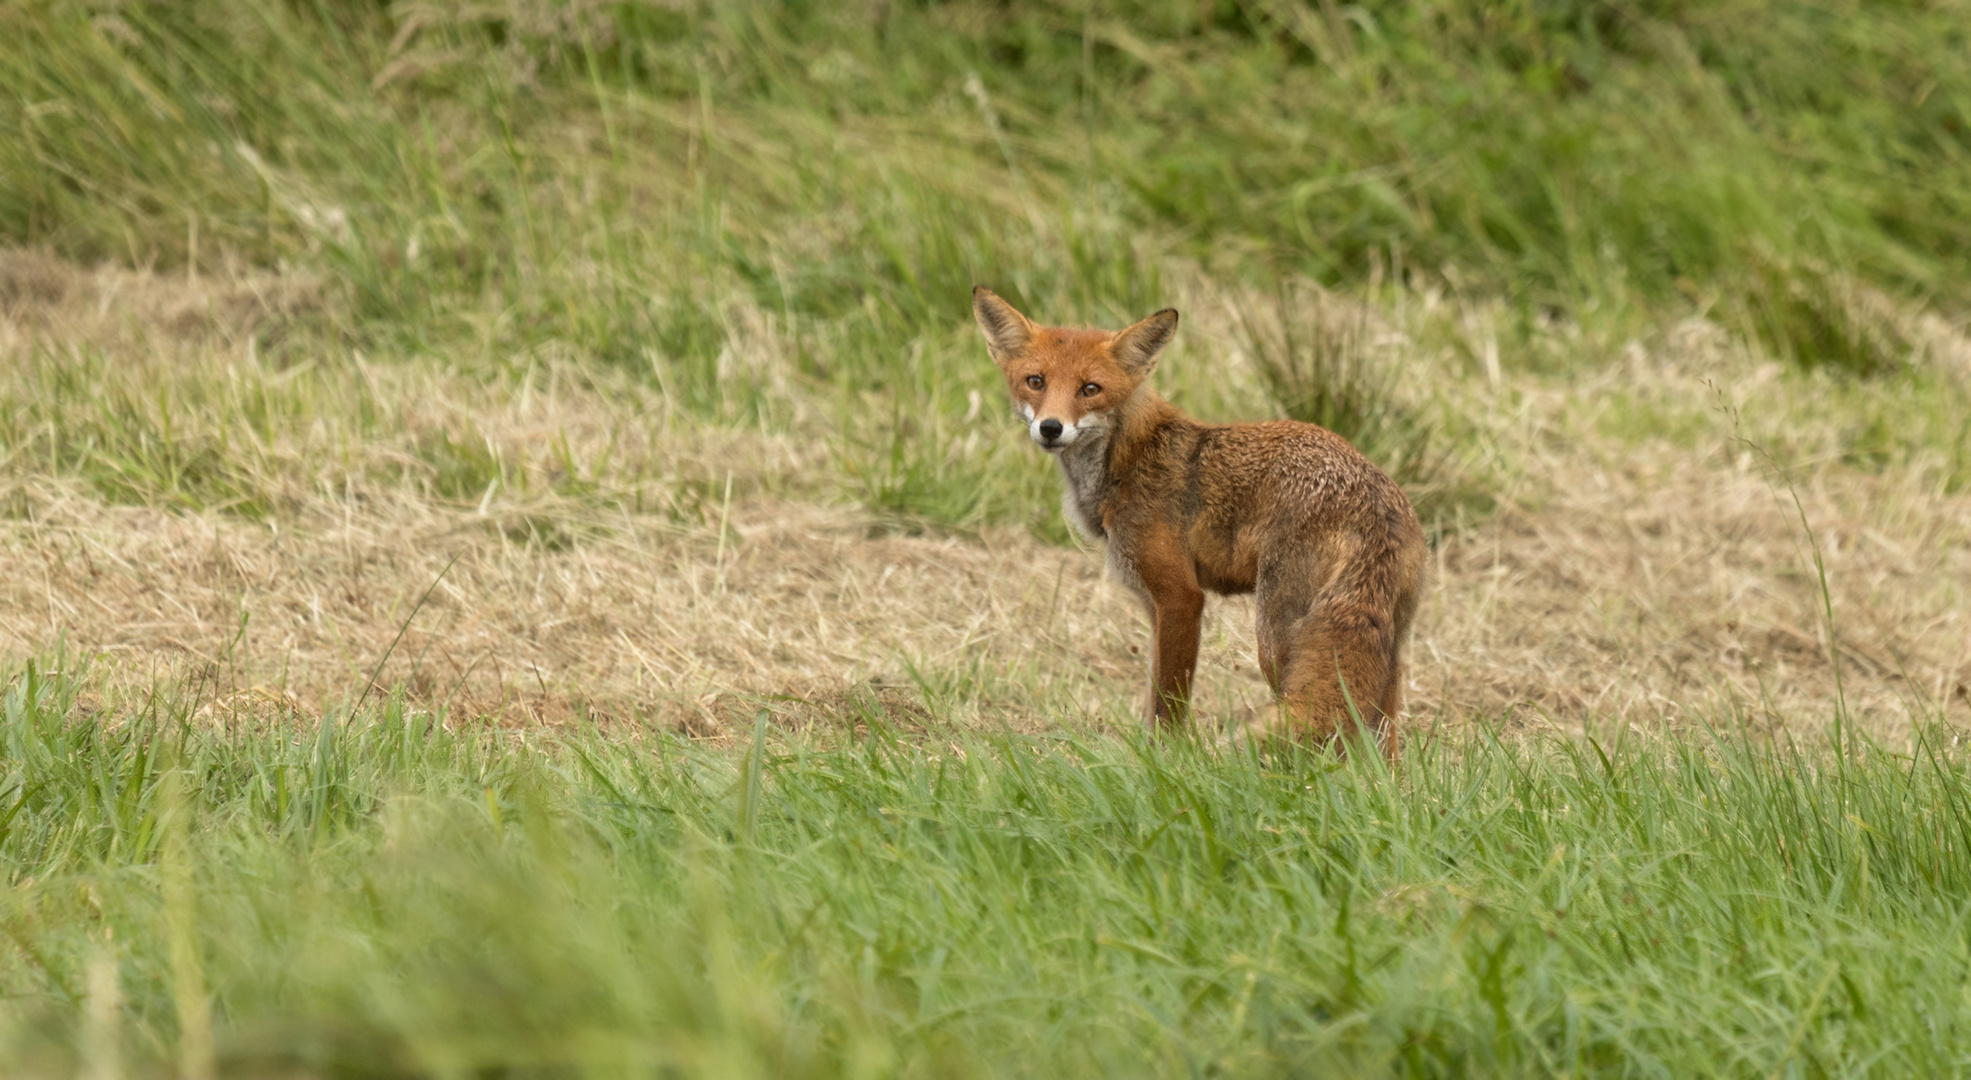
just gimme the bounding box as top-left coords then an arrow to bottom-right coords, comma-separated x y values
4,1 -> 1971,1075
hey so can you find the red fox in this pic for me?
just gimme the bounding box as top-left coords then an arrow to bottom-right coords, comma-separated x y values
973,287 -> 1426,758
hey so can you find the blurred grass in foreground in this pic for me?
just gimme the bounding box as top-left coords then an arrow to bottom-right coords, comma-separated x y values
4,661 -> 1971,1076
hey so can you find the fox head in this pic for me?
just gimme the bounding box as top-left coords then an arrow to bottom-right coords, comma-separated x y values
972,287 -> 1178,454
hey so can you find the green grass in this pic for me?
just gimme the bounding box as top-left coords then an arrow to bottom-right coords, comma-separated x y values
6,0 -> 1971,534
16,1 -> 1971,321
5,663 -> 1971,1076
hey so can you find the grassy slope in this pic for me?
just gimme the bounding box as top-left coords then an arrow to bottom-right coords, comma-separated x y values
13,2 -> 1971,308
5,1 -> 1969,537
6,1 -> 1971,1075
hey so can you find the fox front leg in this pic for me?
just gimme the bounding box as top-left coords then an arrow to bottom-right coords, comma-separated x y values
1134,533 -> 1205,730
1149,590 -> 1204,728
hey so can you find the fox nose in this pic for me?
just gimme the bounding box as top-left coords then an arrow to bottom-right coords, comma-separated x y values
1038,418 -> 1063,441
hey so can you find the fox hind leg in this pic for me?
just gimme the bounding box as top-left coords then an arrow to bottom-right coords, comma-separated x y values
1281,604 -> 1395,753
1241,560 -> 1411,759
1246,563 -> 1398,755
1241,577 -> 1395,750
1239,568 -> 1309,742
1243,526 -> 1423,759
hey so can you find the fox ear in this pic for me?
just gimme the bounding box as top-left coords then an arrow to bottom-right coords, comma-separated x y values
1110,308 -> 1179,376
972,286 -> 1034,367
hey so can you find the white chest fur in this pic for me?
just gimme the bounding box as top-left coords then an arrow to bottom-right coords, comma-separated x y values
1056,435 -> 1109,543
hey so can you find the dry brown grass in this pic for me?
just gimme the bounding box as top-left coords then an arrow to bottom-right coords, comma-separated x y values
4,253 -> 1969,742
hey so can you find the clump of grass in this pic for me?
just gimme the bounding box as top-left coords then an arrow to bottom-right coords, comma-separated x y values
0,347 -> 290,518
1738,251 -> 1922,376
1236,282 -> 1488,526
409,424 -> 504,506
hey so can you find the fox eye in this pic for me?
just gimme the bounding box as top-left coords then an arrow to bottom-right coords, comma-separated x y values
1025,374 -> 1044,390
1080,382 -> 1101,397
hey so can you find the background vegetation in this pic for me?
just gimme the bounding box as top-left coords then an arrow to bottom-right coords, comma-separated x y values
5,1 -> 1971,1075
6,0 -> 1970,534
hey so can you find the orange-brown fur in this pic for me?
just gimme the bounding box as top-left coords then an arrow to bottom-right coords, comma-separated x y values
973,287 -> 1427,758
